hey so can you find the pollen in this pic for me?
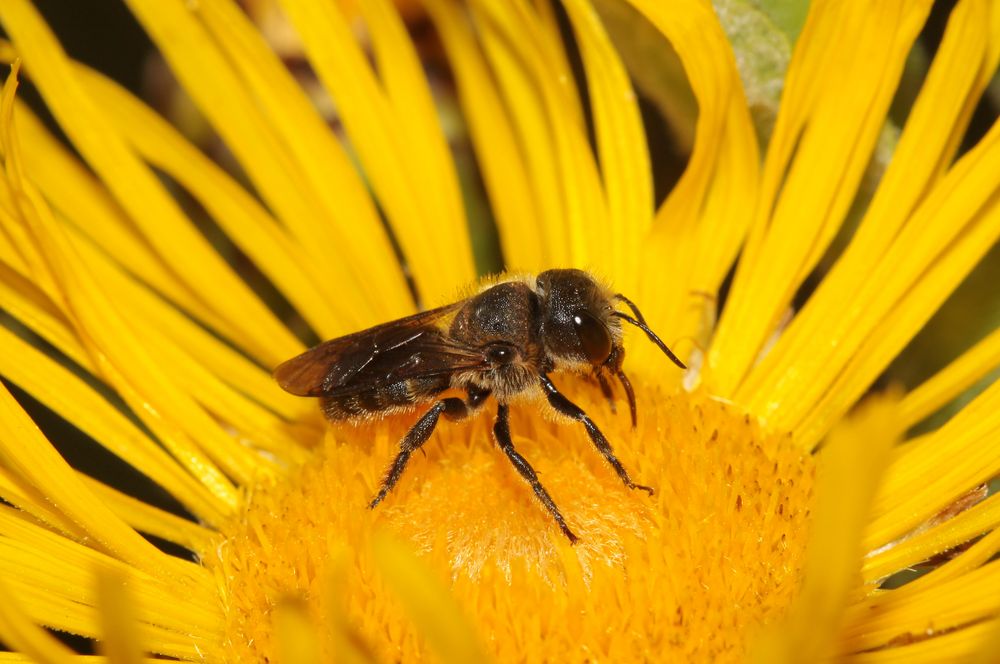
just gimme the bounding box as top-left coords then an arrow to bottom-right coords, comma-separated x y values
207,381 -> 815,662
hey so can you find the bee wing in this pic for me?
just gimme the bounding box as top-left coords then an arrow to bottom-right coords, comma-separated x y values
273,304 -> 487,397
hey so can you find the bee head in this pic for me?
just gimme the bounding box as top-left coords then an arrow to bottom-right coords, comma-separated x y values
535,269 -> 621,370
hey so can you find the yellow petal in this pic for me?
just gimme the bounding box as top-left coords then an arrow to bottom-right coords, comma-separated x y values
357,0 -> 474,281
620,0 -> 759,361
0,464 -> 82,541
533,0 -> 585,129
272,598 -> 323,664
0,255 -> 89,370
847,617 -> 1000,663
325,545 -> 380,664
471,0 -> 607,269
472,3 -> 567,266
118,0 -> 412,323
562,0 -> 652,288
278,0 -> 473,305
838,561 -> 1000,654
372,535 -> 492,664
0,384 -> 198,581
0,577 -> 76,664
786,173 -> 1000,448
0,0 -> 302,365
865,378 -> 1000,551
81,476 -> 215,553
734,0 -> 1000,446
95,567 -> 144,664
0,67 -> 253,503
753,392 -> 899,662
422,0 -> 544,271
934,0 -> 1000,178
66,230 -> 311,454
0,169 -> 59,302
192,0 -> 414,323
9,220 -> 251,501
0,325 -> 228,524
73,221 -> 309,425
75,66 -> 353,336
846,525 -> 1000,661
968,618 -> 1000,664
0,506 -> 221,658
905,525 -> 1000,591
8,97 -> 227,336
1,211 -> 316,466
707,0 -> 934,395
863,492 -> 1000,583
900,324 -> 1000,429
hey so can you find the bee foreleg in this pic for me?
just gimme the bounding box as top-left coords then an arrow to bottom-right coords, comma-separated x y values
615,369 -> 638,429
493,404 -> 578,543
594,369 -> 617,415
539,375 -> 653,495
369,389 -> 490,509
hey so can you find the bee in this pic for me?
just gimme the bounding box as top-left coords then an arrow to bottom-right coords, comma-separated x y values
274,269 -> 685,542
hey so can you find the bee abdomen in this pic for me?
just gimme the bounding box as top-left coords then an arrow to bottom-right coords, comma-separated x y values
319,376 -> 450,421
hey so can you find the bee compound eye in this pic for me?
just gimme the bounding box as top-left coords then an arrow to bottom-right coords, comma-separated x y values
572,310 -> 612,364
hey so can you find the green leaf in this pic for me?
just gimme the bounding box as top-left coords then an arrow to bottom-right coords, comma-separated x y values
712,0 -> 792,142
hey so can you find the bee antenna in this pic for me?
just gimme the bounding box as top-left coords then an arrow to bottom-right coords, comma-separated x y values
611,308 -> 687,370
614,293 -> 649,325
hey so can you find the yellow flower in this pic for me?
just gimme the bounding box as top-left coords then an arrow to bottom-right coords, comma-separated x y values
0,0 -> 998,662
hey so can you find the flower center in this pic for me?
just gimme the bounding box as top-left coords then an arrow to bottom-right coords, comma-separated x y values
208,381 -> 815,662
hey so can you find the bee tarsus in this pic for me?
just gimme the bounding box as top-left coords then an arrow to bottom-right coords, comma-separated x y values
369,387 -> 491,509
494,404 -> 579,544
540,375 -> 654,496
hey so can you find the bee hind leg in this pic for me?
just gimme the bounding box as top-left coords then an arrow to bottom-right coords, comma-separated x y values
539,374 -> 653,495
369,387 -> 490,509
493,404 -> 578,543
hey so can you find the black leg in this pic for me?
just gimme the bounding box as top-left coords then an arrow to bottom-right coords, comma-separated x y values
540,375 -> 653,495
594,369 -> 617,414
369,388 -> 489,509
602,346 -> 635,427
493,404 -> 578,543
615,368 -> 638,429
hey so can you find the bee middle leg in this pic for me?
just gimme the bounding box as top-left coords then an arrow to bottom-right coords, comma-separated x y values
369,387 -> 490,509
493,404 -> 578,543
540,374 -> 654,495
